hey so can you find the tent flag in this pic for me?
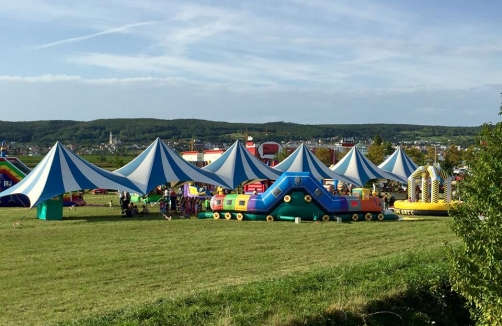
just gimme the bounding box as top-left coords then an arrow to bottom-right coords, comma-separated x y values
378,147 -> 418,183
0,142 -> 142,208
272,143 -> 358,185
330,146 -> 406,186
115,137 -> 230,193
202,140 -> 282,189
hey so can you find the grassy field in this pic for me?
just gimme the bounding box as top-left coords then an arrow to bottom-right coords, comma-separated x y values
0,194 -> 463,325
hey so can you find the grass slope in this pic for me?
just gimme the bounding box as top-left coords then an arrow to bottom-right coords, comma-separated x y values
60,250 -> 468,326
0,194 -> 461,325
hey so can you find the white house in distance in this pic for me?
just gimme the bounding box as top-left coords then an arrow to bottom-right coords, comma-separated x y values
182,137 -> 271,166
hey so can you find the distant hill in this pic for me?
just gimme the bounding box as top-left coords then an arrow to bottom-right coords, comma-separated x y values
0,119 -> 481,147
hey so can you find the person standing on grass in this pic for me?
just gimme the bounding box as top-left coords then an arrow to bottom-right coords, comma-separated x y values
160,201 -> 171,220
122,191 -> 131,212
118,190 -> 124,212
184,198 -> 192,218
194,199 -> 200,217
383,193 -> 389,210
170,189 -> 177,212
205,197 -> 211,212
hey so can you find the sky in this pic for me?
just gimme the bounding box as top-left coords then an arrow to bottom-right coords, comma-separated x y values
1,0 -> 501,126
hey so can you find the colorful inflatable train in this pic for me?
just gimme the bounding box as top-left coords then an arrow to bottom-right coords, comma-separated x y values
199,172 -> 399,222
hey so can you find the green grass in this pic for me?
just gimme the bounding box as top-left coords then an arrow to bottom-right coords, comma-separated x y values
0,194 -> 461,325
59,250 -> 467,326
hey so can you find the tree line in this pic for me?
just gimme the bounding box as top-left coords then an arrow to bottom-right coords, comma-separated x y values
0,119 -> 480,148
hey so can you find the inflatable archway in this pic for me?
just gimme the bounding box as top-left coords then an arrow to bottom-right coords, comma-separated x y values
395,164 -> 455,216
407,164 -> 452,204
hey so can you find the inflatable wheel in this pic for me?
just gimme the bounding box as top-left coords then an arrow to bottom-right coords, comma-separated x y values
224,212 -> 232,220
266,215 -> 274,222
236,213 -> 244,221
284,195 -> 291,203
351,214 -> 359,222
322,215 -> 330,222
377,213 -> 384,221
213,212 -> 220,220
304,195 -> 312,203
365,213 -> 373,221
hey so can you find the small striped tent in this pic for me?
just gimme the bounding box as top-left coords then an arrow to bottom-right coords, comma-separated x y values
202,140 -> 282,189
115,137 -> 230,193
331,146 -> 406,186
378,147 -> 418,183
0,141 -> 142,208
273,143 -> 357,184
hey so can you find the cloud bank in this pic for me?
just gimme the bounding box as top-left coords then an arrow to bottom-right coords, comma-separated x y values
0,0 -> 501,125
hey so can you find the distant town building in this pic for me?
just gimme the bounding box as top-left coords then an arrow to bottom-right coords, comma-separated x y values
341,137 -> 355,147
109,131 -> 121,145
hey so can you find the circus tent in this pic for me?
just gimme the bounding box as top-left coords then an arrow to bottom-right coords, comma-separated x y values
273,143 -> 357,184
202,140 -> 282,189
114,137 -> 230,193
378,147 -> 418,183
0,142 -> 142,208
330,146 -> 406,186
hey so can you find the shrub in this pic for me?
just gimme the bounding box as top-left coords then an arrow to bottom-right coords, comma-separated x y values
448,98 -> 502,325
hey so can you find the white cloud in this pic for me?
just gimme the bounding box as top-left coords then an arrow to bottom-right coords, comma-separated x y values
30,21 -> 157,50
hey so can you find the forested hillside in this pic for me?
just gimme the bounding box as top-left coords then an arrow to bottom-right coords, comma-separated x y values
0,119 -> 481,146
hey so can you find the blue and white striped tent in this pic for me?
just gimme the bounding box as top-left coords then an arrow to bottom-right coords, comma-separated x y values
273,143 -> 357,184
202,140 -> 282,189
330,146 -> 406,186
0,142 -> 142,208
115,137 -> 230,193
378,147 -> 418,183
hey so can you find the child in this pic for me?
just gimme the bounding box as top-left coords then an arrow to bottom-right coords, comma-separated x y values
194,200 -> 200,217
141,204 -> 149,215
159,202 -> 171,220
204,197 -> 211,212
131,205 -> 139,216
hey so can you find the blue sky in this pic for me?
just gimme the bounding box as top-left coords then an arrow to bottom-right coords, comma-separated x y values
1,0 -> 501,126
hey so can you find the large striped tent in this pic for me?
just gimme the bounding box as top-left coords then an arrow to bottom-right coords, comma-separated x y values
273,143 -> 357,184
202,140 -> 282,189
378,147 -> 418,183
115,137 -> 230,193
330,146 -> 406,186
0,142 -> 142,208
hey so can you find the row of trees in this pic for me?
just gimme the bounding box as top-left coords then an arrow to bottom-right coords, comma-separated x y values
0,119 -> 481,147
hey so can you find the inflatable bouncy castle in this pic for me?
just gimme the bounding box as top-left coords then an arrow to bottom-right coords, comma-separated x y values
0,141 -> 31,207
394,163 -> 457,216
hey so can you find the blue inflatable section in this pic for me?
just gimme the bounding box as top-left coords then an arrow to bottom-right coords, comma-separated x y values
259,172 -> 348,214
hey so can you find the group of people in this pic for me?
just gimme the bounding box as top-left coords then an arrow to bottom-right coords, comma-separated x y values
327,184 -> 353,196
123,203 -> 150,217
382,192 -> 395,209
118,190 -> 150,217
159,193 -> 212,220
116,185 -> 215,220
